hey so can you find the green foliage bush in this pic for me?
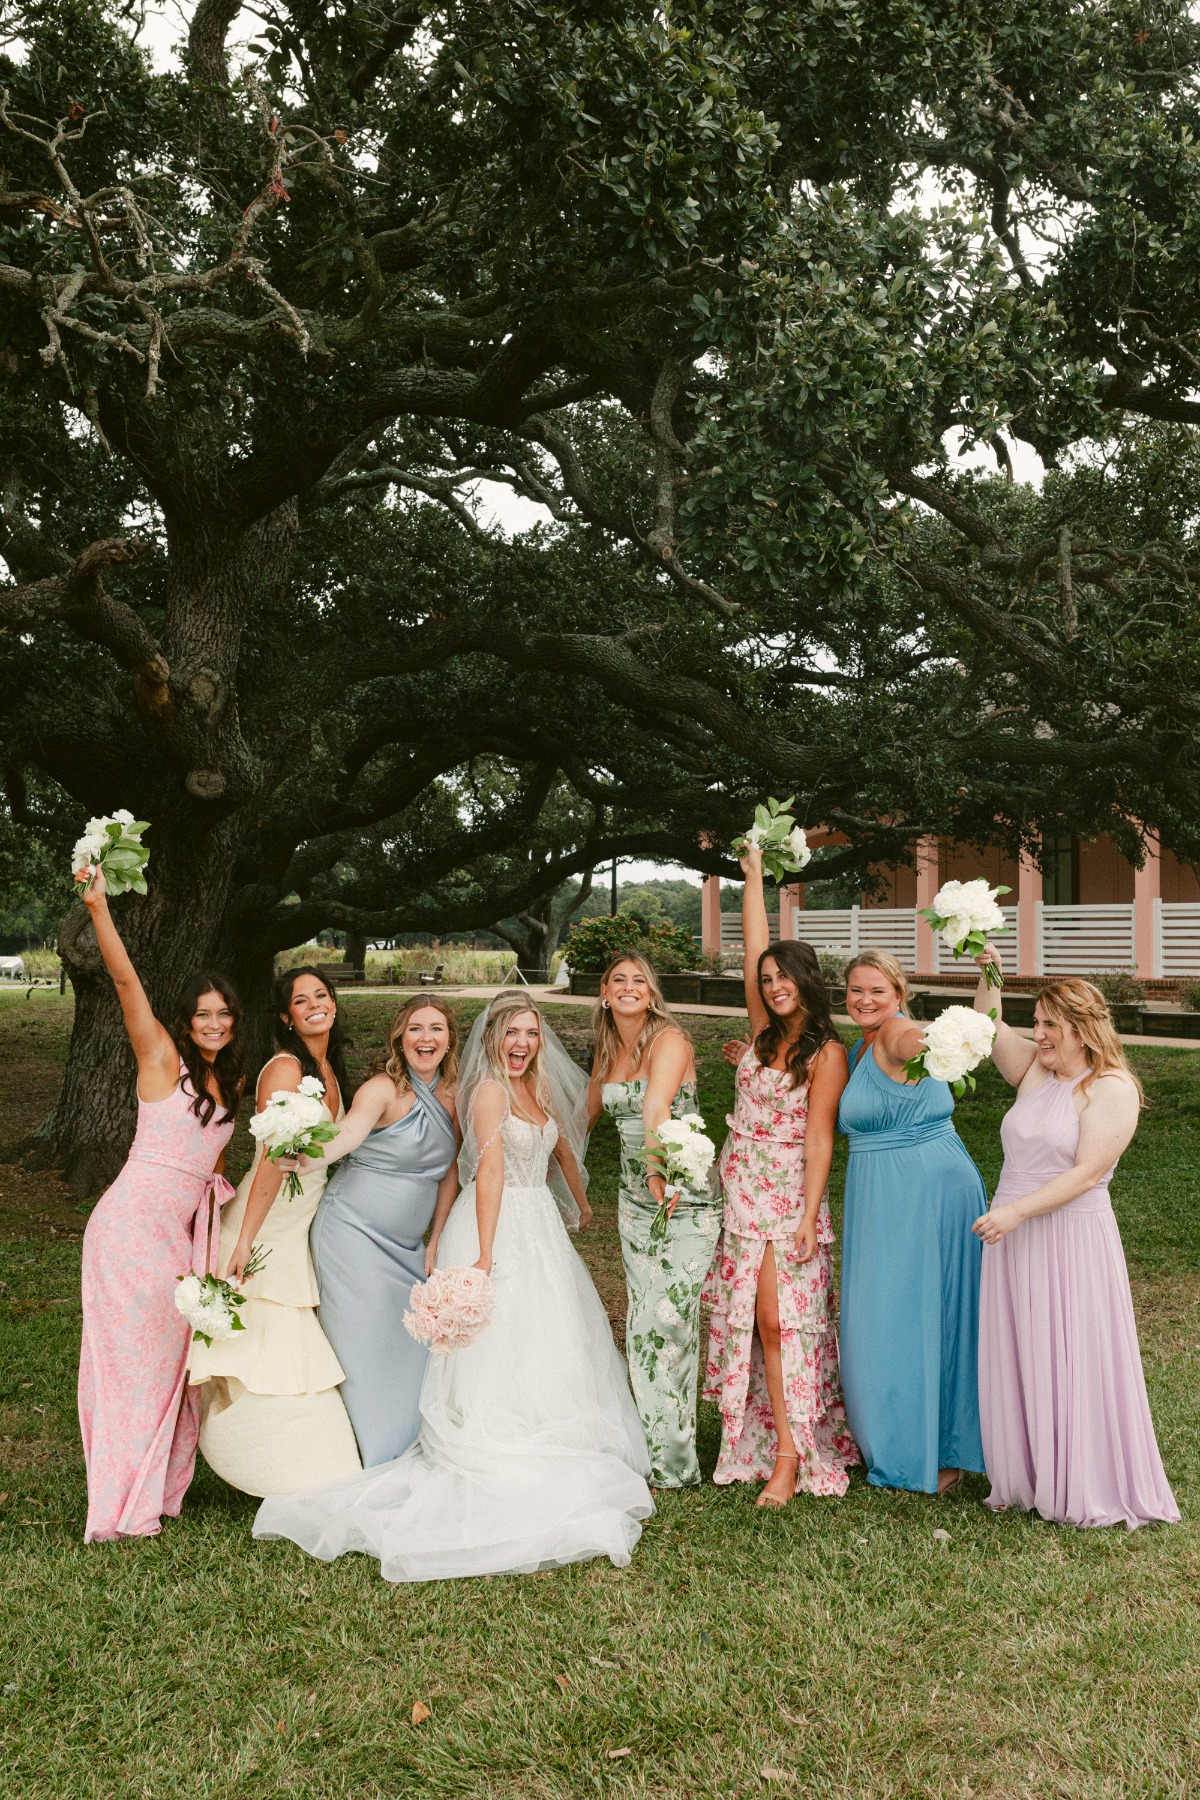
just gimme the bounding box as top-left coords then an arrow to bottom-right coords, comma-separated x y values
1088,970 -> 1147,1005
1178,982 -> 1200,1014
565,915 -> 702,974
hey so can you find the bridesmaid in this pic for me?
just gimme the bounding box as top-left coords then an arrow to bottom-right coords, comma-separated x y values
704,844 -> 858,1504
589,954 -> 721,1488
191,967 -> 362,1495
838,950 -> 986,1495
75,863 -> 244,1542
971,951 -> 1179,1528
308,997 -> 460,1466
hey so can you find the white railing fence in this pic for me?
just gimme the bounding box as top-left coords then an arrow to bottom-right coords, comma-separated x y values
717,900 -> 1200,976
1156,900 -> 1200,976
1037,903 -> 1135,974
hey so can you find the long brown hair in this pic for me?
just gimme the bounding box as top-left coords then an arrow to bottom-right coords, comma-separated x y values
171,971 -> 244,1125
1036,979 -> 1145,1104
755,939 -> 840,1088
844,949 -> 911,1015
382,995 -> 460,1093
593,951 -> 688,1081
273,965 -> 353,1106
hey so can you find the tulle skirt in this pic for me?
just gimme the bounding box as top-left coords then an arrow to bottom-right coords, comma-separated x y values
254,1181 -> 653,1581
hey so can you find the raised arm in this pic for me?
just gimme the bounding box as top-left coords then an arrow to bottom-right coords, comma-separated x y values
973,947 -> 1038,1087
470,1081 -> 508,1274
975,1075 -> 1140,1244
739,844 -> 771,1039
78,864 -> 176,1097
794,1039 -> 850,1262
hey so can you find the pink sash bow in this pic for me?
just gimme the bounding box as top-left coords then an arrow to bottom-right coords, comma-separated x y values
191,1171 -> 236,1276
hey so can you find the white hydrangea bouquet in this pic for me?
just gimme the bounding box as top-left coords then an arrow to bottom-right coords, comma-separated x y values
635,1112 -> 717,1244
404,1265 -> 496,1355
905,1006 -> 997,1098
731,795 -> 812,885
73,810 -> 151,897
175,1245 -> 271,1347
919,878 -> 1010,987
247,1076 -> 338,1199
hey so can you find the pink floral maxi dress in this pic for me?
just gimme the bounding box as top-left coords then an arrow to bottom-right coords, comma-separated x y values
78,1064 -> 235,1542
703,1049 -> 858,1494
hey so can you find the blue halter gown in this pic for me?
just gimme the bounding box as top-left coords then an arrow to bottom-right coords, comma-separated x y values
310,1074 -> 456,1467
837,1039 -> 986,1492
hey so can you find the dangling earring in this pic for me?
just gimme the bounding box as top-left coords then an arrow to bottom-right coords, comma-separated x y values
601,998 -> 610,1010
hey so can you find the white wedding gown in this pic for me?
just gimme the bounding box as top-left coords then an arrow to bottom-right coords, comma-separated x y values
254,1111 -> 654,1582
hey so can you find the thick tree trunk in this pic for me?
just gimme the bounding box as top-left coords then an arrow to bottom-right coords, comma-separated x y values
35,820 -> 243,1196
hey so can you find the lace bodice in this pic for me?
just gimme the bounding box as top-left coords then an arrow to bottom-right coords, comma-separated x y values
500,1110 -> 559,1189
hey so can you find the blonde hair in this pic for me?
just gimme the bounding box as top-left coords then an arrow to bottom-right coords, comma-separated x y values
477,992 -> 555,1120
1035,979 -> 1145,1104
593,951 -> 689,1081
382,996 -> 460,1092
844,949 -> 910,1014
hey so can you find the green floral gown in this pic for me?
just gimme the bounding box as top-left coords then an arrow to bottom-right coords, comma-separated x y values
602,1078 -> 722,1487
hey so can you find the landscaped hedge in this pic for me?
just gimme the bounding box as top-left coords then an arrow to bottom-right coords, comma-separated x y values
565,915 -> 703,974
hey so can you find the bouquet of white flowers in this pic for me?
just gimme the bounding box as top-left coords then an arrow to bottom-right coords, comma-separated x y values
175,1244 -> 271,1347
731,796 -> 812,885
247,1076 -> 338,1199
919,878 -> 1010,988
72,811 -> 150,897
905,1005 -> 997,1097
634,1111 -> 717,1244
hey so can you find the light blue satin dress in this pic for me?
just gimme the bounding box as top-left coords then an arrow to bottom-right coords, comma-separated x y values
310,1075 -> 456,1468
837,1040 -> 986,1492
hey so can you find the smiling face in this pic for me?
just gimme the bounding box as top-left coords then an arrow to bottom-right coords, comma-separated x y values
402,1005 -> 451,1080
845,963 -> 903,1033
190,989 -> 236,1060
1032,1002 -> 1086,1073
500,1010 -> 541,1079
600,958 -> 651,1022
759,954 -> 801,1020
282,974 -> 336,1043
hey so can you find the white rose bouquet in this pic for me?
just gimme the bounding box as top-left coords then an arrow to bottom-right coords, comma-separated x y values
72,811 -> 151,897
905,1005 -> 997,1097
731,796 -> 812,885
919,878 -> 1010,988
247,1076 -> 338,1199
175,1244 -> 271,1347
634,1111 -> 717,1244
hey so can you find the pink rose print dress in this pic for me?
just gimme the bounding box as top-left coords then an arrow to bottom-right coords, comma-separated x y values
78,1063 -> 236,1542
702,1049 -> 858,1495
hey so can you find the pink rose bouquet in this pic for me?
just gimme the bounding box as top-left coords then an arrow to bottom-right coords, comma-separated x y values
403,1265 -> 495,1355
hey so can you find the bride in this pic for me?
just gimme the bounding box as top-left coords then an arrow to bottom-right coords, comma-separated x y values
254,993 -> 654,1582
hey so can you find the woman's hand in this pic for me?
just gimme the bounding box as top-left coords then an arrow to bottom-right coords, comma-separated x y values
424,1235 -> 440,1277
973,1204 -> 1021,1245
791,1217 -> 818,1264
738,841 -> 764,881
223,1236 -> 256,1282
576,1195 -> 594,1230
722,1037 -> 751,1068
76,861 -> 106,906
974,943 -> 1003,977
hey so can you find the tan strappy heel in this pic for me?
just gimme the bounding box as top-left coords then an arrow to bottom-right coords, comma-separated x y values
756,1452 -> 800,1508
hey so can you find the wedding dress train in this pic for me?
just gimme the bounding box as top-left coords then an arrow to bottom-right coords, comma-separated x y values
254,1111 -> 653,1582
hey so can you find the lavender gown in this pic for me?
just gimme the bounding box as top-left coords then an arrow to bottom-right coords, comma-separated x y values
979,1072 -> 1179,1530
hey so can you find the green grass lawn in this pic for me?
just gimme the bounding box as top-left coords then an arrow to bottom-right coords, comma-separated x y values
1,993 -> 1198,1798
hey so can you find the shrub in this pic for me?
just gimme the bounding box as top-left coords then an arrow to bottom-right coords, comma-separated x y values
815,950 -> 848,989
564,915 -> 703,975
563,914 -> 644,973
1179,982 -> 1200,1014
1087,970 -> 1147,1005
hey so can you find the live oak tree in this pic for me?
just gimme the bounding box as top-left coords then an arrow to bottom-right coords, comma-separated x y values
4,0 -> 1200,1188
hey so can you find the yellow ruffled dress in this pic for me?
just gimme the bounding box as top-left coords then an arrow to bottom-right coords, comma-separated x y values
189,1081 -> 362,1497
